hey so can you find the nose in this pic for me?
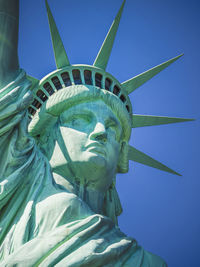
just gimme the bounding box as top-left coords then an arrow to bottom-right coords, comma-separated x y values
89,122 -> 107,143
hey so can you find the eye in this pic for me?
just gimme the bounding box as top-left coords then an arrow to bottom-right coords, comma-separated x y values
62,114 -> 91,129
106,122 -> 116,130
71,116 -> 87,127
106,119 -> 118,130
105,119 -> 122,141
106,120 -> 118,134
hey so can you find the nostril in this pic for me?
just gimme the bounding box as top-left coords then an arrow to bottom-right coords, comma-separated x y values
95,133 -> 107,143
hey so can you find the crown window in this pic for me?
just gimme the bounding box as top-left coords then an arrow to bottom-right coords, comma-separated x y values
105,78 -> 112,91
51,76 -> 62,90
32,99 -> 42,109
72,69 -> 82,85
120,94 -> 126,102
95,73 -> 102,88
28,107 -> 36,116
126,105 -> 130,112
61,72 -> 72,87
84,70 -> 92,85
36,90 -> 48,102
113,85 -> 120,96
43,82 -> 54,95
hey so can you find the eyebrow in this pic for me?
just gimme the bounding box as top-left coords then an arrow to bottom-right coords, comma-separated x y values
61,107 -> 121,126
60,110 -> 91,124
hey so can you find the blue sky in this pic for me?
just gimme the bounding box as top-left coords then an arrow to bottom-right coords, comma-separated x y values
19,0 -> 199,266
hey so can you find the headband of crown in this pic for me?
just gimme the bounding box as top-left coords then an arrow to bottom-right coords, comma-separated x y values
27,0 -> 193,176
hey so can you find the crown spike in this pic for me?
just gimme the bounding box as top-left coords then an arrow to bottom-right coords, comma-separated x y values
93,0 -> 126,70
122,54 -> 183,94
45,0 -> 70,68
128,145 -> 181,176
132,114 -> 194,128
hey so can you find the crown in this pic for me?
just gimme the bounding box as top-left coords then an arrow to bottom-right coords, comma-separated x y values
27,0 -> 193,176
28,64 -> 132,117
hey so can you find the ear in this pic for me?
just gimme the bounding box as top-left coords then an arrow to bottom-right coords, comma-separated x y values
117,141 -> 129,173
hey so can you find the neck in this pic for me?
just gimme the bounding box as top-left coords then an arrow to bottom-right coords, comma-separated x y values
53,172 -> 105,214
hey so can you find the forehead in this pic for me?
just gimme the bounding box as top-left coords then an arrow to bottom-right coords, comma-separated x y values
61,99 -> 120,121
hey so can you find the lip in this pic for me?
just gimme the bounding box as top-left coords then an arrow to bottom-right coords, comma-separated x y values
84,142 -> 106,156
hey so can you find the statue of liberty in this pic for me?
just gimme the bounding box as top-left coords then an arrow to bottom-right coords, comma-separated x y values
0,0 -> 193,266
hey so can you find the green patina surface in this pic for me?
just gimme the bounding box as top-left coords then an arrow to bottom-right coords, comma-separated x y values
0,0 -> 193,266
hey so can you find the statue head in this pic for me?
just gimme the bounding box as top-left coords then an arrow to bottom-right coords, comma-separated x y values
48,99 -> 124,192
27,0 -> 190,223
28,78 -> 132,174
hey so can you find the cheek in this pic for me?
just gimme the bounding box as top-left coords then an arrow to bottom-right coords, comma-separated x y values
107,127 -> 122,143
107,139 -> 121,161
60,127 -> 88,153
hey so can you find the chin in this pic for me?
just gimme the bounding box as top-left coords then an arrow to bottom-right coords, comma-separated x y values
86,152 -> 107,169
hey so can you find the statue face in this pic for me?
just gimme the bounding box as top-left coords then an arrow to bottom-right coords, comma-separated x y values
53,100 -> 123,191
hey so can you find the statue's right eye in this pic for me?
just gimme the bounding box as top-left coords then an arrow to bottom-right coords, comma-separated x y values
62,114 -> 91,130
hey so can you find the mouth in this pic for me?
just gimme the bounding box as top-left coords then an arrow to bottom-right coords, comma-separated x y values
85,143 -> 106,156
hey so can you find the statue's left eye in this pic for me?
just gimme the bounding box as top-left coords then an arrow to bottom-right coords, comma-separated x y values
105,119 -> 122,141
106,120 -> 117,130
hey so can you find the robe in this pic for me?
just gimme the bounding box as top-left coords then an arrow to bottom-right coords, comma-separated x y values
0,70 -> 167,266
